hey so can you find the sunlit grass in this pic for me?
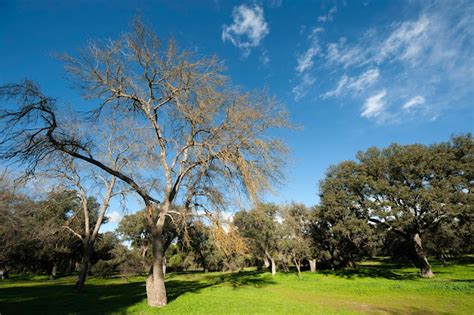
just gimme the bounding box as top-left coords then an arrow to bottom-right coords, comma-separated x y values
1,259 -> 473,314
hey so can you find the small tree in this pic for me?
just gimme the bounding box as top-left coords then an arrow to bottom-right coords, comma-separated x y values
234,203 -> 282,275
280,203 -> 312,278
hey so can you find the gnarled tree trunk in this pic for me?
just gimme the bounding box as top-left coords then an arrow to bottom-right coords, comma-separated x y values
309,259 -> 317,273
413,233 -> 434,278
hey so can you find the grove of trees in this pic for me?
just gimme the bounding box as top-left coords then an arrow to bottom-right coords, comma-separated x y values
0,17 -> 472,309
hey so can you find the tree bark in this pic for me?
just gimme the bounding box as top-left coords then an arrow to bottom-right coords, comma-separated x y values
146,229 -> 167,307
263,256 -> 270,269
413,233 -> 434,278
66,259 -> 75,275
270,258 -> 277,276
162,257 -> 167,277
309,259 -> 317,273
75,241 -> 93,291
49,263 -> 58,280
294,258 -> 301,278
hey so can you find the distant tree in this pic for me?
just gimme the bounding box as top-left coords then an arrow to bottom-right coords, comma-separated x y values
234,203 -> 282,275
182,220 -> 215,272
280,203 -> 312,277
117,210 -> 153,268
118,208 -> 185,275
0,18 -> 287,306
316,162 -> 381,269
0,182 -> 82,277
35,189 -> 84,279
0,178 -> 38,276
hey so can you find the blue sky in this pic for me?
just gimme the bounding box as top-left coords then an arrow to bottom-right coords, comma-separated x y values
1,0 -> 473,230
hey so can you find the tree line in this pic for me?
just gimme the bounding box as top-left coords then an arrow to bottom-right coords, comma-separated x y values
2,134 -> 471,283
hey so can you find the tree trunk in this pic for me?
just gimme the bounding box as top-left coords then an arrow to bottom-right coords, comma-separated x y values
309,259 -> 317,273
413,233 -> 434,278
49,263 -> 58,280
263,256 -> 270,269
146,231 -> 167,307
270,258 -> 277,276
66,259 -> 75,275
294,258 -> 301,278
75,241 -> 93,291
0,268 -> 8,280
162,257 -> 167,277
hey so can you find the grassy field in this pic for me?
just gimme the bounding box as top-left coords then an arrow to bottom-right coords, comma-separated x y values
0,259 -> 473,314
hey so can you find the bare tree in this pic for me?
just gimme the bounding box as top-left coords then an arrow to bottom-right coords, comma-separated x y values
0,18 -> 288,307
47,159 -> 117,290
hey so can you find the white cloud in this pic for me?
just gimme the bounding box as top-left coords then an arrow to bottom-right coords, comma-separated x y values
325,40 -> 368,69
260,50 -> 270,65
361,90 -> 387,118
376,15 -> 430,64
318,6 -> 337,23
222,4 -> 269,56
107,211 -> 123,224
325,68 -> 380,97
292,73 -> 315,101
402,95 -> 425,110
293,1 -> 473,120
295,26 -> 324,74
296,47 -> 319,73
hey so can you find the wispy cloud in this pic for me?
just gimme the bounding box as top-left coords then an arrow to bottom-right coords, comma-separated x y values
222,4 -> 269,57
260,49 -> 270,65
325,39 -> 369,69
324,68 -> 380,97
318,6 -> 337,23
292,27 -> 324,99
376,15 -> 430,64
295,1 -> 473,123
402,95 -> 425,110
292,73 -> 315,101
361,90 -> 387,119
296,47 -> 318,73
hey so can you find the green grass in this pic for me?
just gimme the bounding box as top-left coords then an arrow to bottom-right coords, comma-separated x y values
1,259 -> 473,314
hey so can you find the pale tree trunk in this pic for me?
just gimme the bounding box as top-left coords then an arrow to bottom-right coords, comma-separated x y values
141,246 -> 149,274
263,256 -> 270,269
413,233 -> 434,278
49,263 -> 58,280
294,258 -> 301,278
265,251 -> 277,276
162,257 -> 167,277
146,219 -> 167,307
75,240 -> 93,291
270,258 -> 277,276
309,259 -> 317,273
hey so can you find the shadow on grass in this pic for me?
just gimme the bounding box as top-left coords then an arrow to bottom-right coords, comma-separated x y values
320,260 -> 419,280
0,280 -> 146,314
167,270 -> 275,302
0,270 -> 275,314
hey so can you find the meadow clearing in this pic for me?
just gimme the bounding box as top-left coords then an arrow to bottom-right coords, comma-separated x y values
1,258 -> 472,314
